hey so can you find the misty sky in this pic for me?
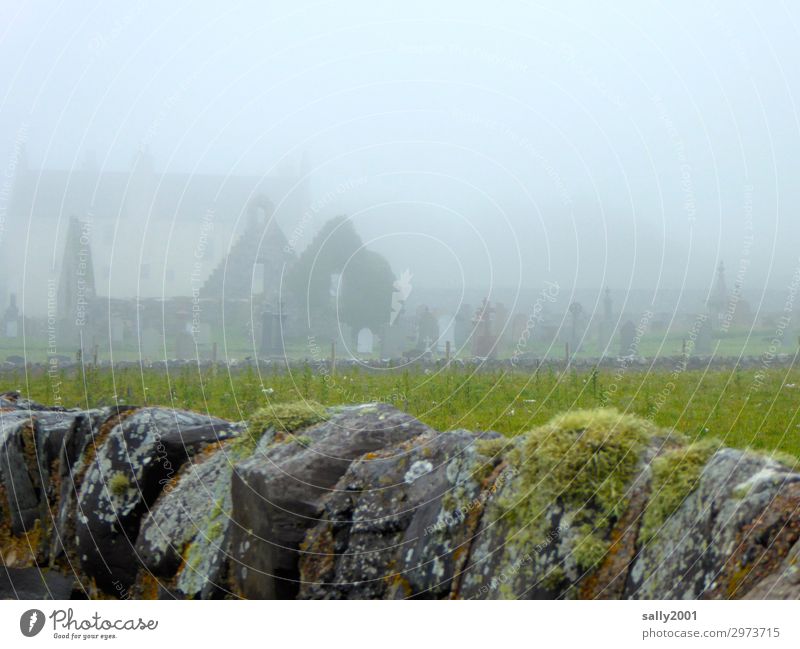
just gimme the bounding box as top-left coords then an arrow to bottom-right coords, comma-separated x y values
1,0 -> 798,317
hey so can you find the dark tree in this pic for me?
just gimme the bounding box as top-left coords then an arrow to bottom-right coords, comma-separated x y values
287,216 -> 394,333
339,249 -> 395,333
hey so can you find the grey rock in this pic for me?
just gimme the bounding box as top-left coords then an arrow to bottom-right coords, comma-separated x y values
74,407 -> 237,593
136,427 -> 246,599
299,428 -> 500,599
230,403 -> 430,599
0,567 -> 76,599
627,449 -> 800,599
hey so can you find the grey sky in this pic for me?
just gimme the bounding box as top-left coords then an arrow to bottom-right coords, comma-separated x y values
1,0 -> 798,311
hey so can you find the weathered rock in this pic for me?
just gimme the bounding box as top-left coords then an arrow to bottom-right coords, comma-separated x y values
230,403 -> 431,599
714,480 -> 800,599
743,534 -> 800,599
0,567 -> 76,599
49,407 -> 134,567
298,428 -> 501,599
0,411 -> 41,537
456,458 -> 574,599
136,429 -> 245,599
457,430 -> 666,600
2,397 -> 800,601
627,449 -> 800,599
74,407 -> 238,594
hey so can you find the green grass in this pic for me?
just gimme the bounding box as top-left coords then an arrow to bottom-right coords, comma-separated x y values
3,326 -> 796,363
5,362 -> 800,458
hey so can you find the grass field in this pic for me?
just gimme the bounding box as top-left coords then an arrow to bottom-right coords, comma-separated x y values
5,360 -> 800,460
3,326 -> 797,364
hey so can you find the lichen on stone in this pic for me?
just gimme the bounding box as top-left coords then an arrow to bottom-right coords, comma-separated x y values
499,408 -> 657,572
540,564 -> 567,591
107,471 -> 131,498
639,438 -> 720,544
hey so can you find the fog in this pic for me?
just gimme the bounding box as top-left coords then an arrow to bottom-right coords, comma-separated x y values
0,0 -> 798,332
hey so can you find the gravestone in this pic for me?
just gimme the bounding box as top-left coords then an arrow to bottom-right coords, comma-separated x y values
357,327 -> 374,354
110,317 -> 125,344
381,315 -> 416,359
619,320 -> 636,357
416,306 -> 438,348
140,327 -> 162,358
3,294 -> 19,338
472,299 -> 496,358
454,304 -> 472,348
437,315 -> 455,352
694,316 -> 713,355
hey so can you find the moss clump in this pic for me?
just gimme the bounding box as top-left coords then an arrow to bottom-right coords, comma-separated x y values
294,435 -> 313,448
107,472 -> 131,497
475,436 -> 509,458
573,524 -> 611,571
639,438 -> 719,543
501,408 -> 657,572
234,401 -> 327,456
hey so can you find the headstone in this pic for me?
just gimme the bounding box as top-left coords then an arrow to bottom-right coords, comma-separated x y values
568,301 -> 583,354
110,317 -> 125,344
357,327 -> 374,354
619,320 -> 636,358
454,304 -> 472,348
472,298 -> 496,358
3,294 -> 19,338
193,322 -> 211,345
694,316 -> 713,355
140,327 -> 162,358
381,317 -> 415,359
437,315 -> 455,353
175,331 -> 194,358
494,302 -> 510,349
261,306 -> 274,355
416,306 -> 438,348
